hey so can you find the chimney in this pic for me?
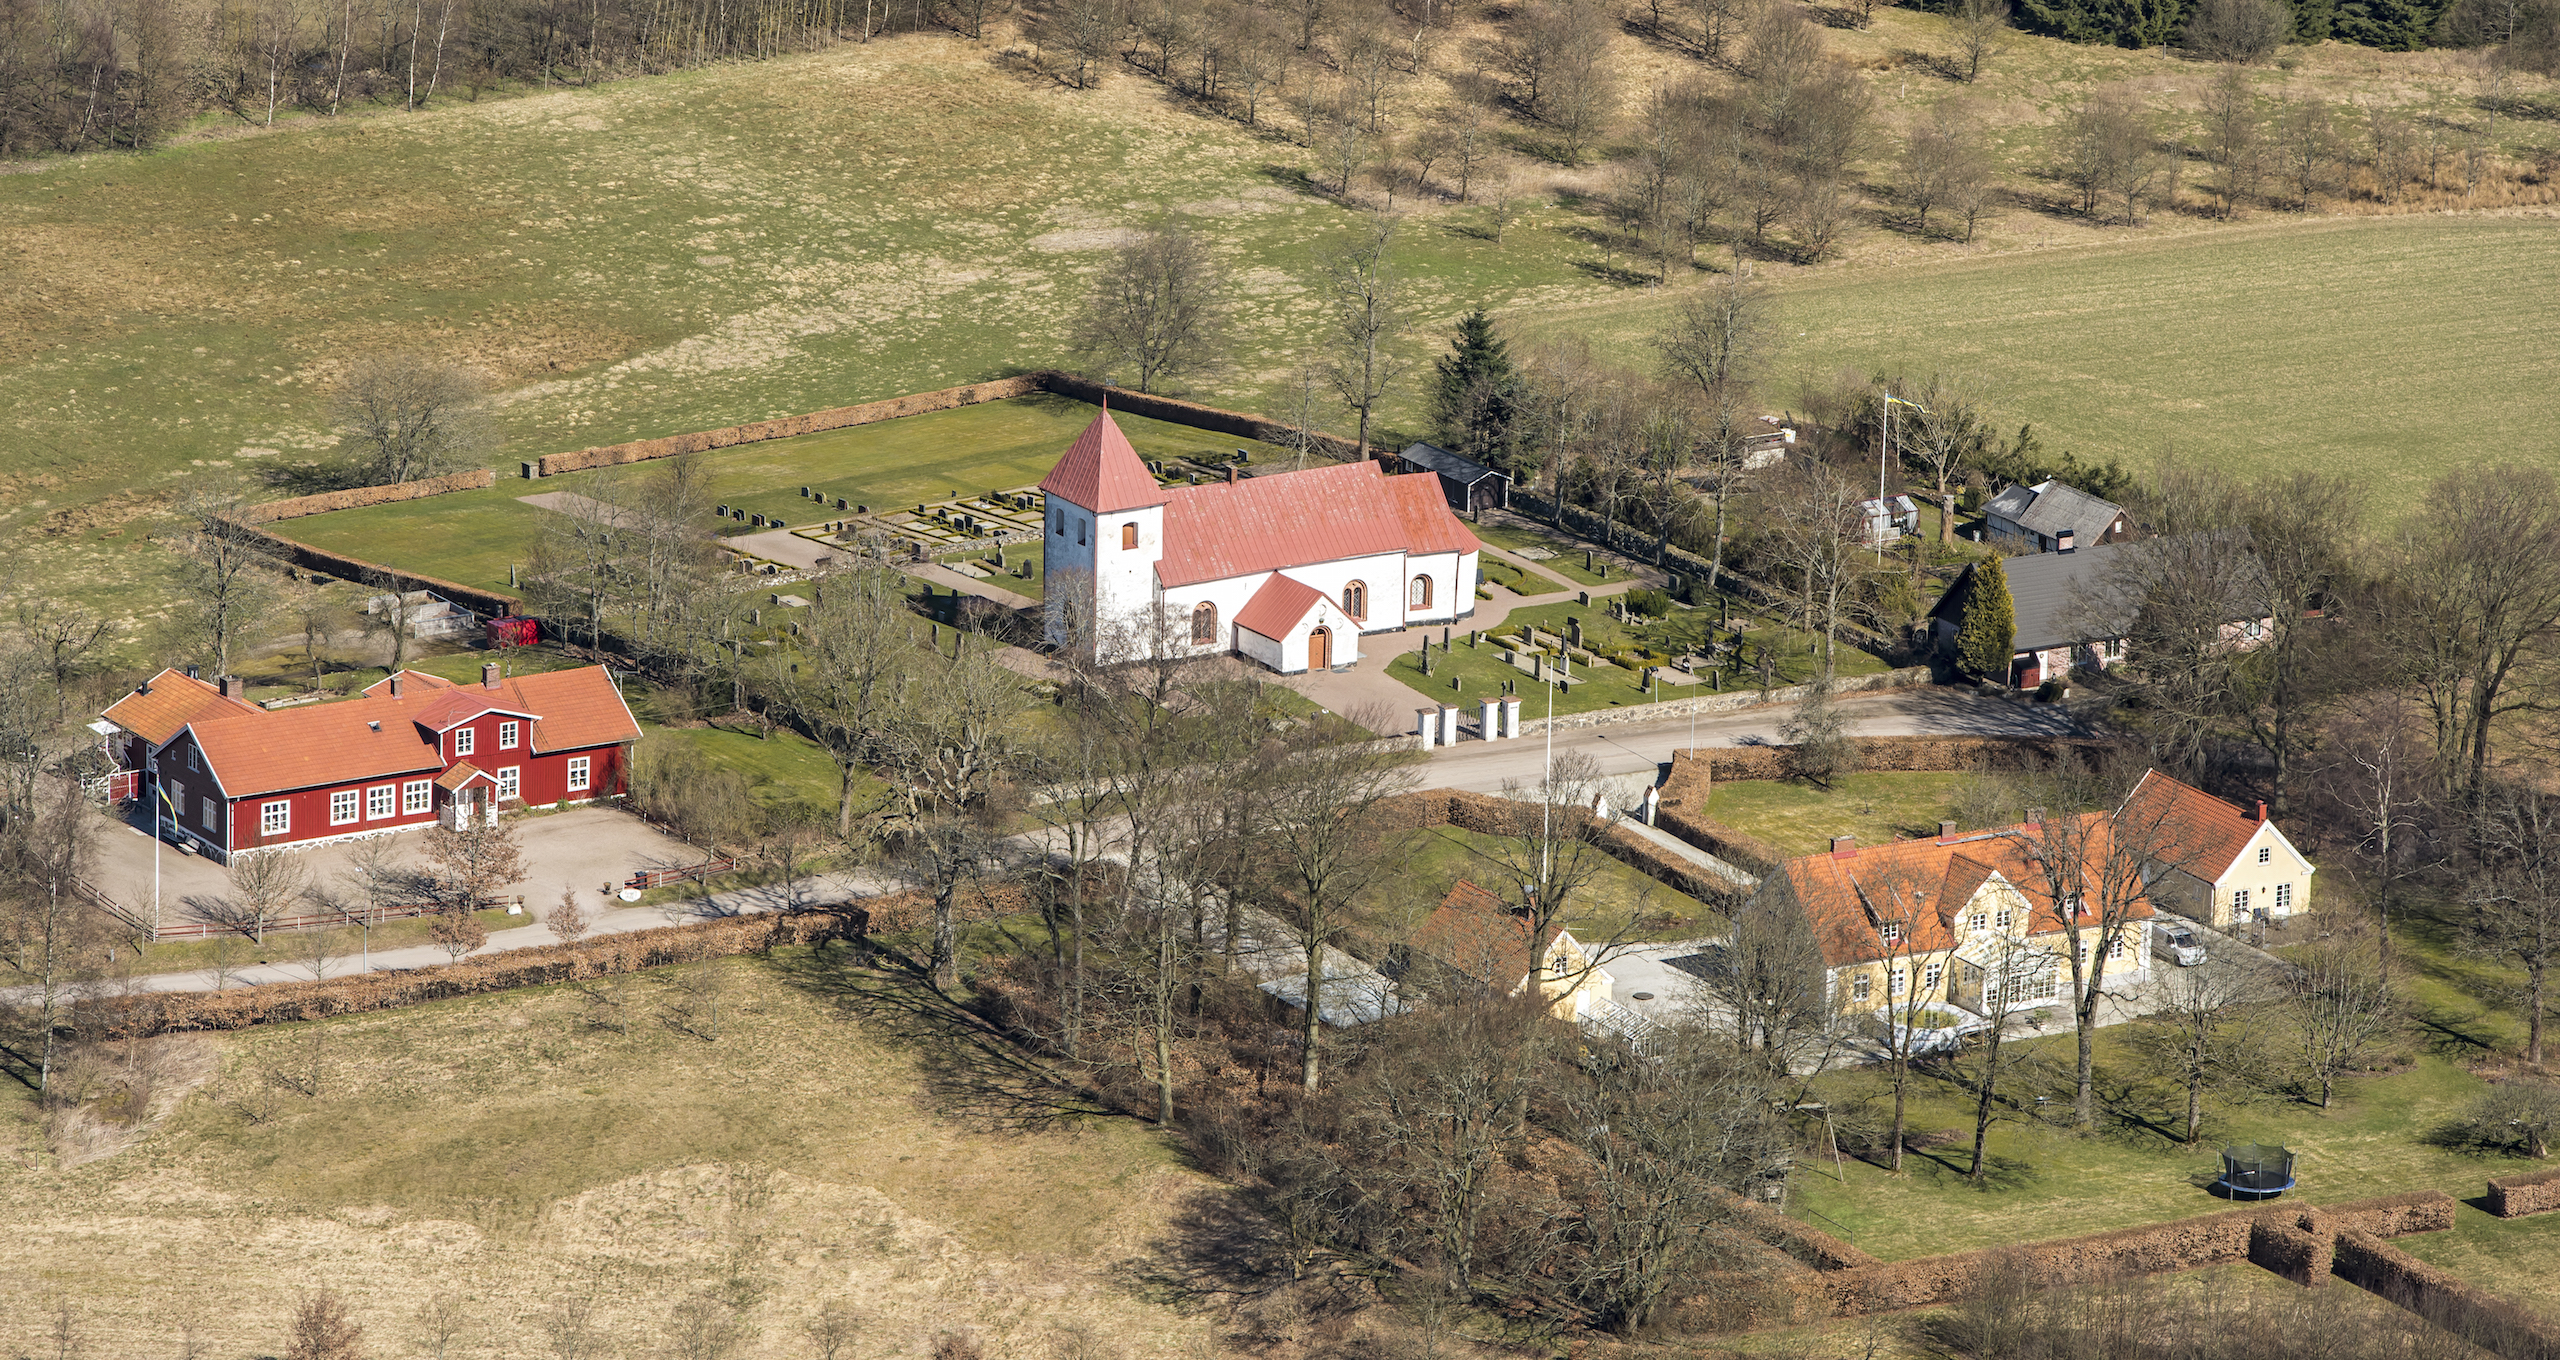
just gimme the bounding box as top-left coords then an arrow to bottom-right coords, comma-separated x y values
2057,527 -> 2076,554
388,672 -> 404,699
1227,465 -> 1239,486
219,676 -> 245,700
2255,800 -> 2269,823
1831,835 -> 1858,858
1938,820 -> 1958,844
185,666 -> 200,680
482,661 -> 500,691
2026,806 -> 2046,828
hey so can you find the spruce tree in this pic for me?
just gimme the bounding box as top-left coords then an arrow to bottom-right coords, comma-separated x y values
1953,561 -> 2017,681
1430,309 -> 1516,464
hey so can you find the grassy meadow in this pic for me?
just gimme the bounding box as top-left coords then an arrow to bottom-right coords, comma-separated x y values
1703,770 -> 1981,857
0,953 -> 1215,1358
2,10 -> 2554,639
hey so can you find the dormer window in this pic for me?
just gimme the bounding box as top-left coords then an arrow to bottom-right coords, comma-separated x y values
499,720 -> 519,750
1878,921 -> 1901,943
453,726 -> 475,756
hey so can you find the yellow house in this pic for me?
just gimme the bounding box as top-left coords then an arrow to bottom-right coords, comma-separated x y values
1409,881 -> 1616,1022
2118,771 -> 2315,929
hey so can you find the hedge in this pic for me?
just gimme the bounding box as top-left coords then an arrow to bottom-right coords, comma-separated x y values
2487,1166 -> 2560,1219
2247,1208 -> 2332,1287
70,881 -> 1040,1038
2332,1228 -> 2560,1359
247,467 -> 497,522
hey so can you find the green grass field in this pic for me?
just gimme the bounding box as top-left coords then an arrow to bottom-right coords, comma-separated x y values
1367,824 -> 1723,947
1703,771 -> 1980,857
1536,217 -> 2560,508
281,395 -> 1278,592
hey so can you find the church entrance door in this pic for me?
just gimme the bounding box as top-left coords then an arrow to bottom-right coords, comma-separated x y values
1308,628 -> 1331,671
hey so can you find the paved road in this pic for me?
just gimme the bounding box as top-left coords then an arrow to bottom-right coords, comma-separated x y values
1411,685 -> 2077,794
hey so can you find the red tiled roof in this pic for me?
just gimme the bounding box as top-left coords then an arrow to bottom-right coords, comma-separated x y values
1037,410 -> 1167,514
1233,575 -> 1328,641
175,665 -> 640,798
1766,814 -> 2153,969
2117,770 -> 2263,881
435,761 -> 497,791
100,670 -> 263,746
1153,462 -> 1477,588
1411,880 -> 1540,986
361,670 -> 457,698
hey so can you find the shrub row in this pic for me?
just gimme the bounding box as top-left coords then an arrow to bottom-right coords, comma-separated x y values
2332,1228 -> 2560,1359
536,375 -> 1046,475
2248,1208 -> 2333,1286
1775,1192 -> 2457,1320
247,467 -> 497,522
2487,1166 -> 2560,1218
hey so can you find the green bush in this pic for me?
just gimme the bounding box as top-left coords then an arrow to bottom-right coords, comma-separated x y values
1624,587 -> 1671,617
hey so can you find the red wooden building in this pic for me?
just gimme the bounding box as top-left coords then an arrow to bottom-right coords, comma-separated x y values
99,662 -> 640,861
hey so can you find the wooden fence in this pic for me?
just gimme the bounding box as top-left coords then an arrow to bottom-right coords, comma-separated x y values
624,857 -> 739,891
70,873 -> 524,942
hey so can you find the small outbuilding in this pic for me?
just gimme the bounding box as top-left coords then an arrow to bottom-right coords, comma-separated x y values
1396,442 -> 1512,516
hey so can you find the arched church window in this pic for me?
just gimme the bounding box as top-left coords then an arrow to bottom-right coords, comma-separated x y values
1409,576 -> 1432,609
1342,581 -> 1367,620
1192,602 -> 1218,644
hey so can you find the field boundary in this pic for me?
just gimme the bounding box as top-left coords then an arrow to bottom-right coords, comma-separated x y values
248,468 -> 498,523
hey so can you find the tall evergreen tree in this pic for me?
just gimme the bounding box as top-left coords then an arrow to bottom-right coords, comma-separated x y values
1430,309 -> 1517,466
1953,561 -> 2017,680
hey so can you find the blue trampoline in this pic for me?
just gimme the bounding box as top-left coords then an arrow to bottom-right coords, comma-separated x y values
2218,1143 -> 2297,1200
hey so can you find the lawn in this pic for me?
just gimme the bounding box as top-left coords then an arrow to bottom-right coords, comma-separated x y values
1472,524 -> 1612,587
1366,824 -> 1724,948
0,953 -> 1216,1356
1388,597 -> 1889,716
280,395 -> 1275,593
1703,771 -> 1982,858
639,718 -> 854,821
128,903 -> 522,973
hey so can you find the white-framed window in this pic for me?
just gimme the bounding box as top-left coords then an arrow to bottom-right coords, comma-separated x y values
261,800 -> 290,836
2233,888 -> 2251,915
2275,883 -> 2293,911
1879,921 -> 1901,943
1852,974 -> 1872,1002
403,780 -> 432,814
453,726 -> 475,756
167,779 -> 185,817
1889,969 -> 1906,997
499,720 -> 519,750
366,784 -> 395,819
1924,961 -> 1944,992
2257,846 -> 2272,865
1968,912 -> 1987,933
497,766 -> 520,801
2109,933 -> 2127,960
567,756 -> 591,792
187,744 -> 199,772
330,789 -> 360,825
2023,965 -> 2060,1001
1995,909 -> 2013,930
201,796 -> 216,829
2076,938 -> 2090,964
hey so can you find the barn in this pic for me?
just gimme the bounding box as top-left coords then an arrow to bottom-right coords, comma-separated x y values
99,662 -> 640,861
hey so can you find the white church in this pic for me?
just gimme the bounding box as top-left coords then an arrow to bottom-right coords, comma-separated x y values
1038,410 -> 1483,673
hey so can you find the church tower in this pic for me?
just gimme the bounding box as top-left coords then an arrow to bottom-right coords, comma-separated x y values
1037,409 -> 1168,653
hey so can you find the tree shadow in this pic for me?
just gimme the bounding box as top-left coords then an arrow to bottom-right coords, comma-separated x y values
251,458 -> 364,496
1112,1186 -> 1299,1308
1567,259 -> 1660,288
764,934 -> 1123,1132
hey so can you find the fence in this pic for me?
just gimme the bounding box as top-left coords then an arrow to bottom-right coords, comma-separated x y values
68,871 -> 525,942
624,857 -> 740,891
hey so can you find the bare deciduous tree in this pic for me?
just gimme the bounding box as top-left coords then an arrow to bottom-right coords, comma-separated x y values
168,496 -> 283,678
1076,222 -> 1226,394
1654,272 -> 1775,595
284,1290 -> 365,1360
223,850 -> 312,945
428,908 -> 488,962
422,816 -> 526,912
2286,913 -> 2397,1108
2468,783 -> 2560,1064
2135,953 -> 2272,1145
1314,214 -> 1407,460
330,353 -> 496,485
548,887 -> 593,945
1952,0 -> 2008,81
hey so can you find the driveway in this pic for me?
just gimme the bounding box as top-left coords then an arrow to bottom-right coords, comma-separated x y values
84,805 -> 708,937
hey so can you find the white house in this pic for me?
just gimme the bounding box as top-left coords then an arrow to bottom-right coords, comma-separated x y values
2119,771 -> 2315,928
1040,410 -> 1482,673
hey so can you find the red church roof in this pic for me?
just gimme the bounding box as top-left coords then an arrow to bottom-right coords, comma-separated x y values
1037,410 -> 1167,515
1153,461 -> 1479,588
1233,575 -> 1329,640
